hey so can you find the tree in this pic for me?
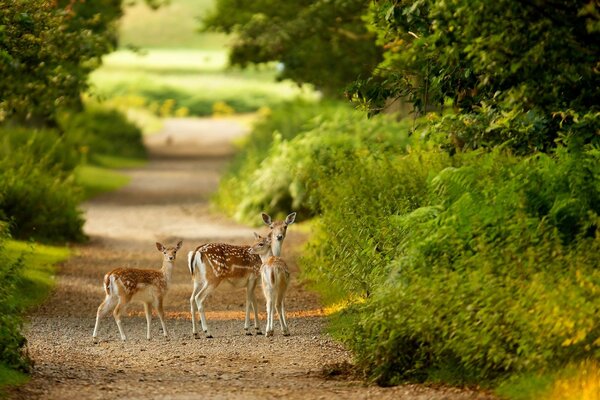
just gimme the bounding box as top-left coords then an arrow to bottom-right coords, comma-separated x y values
203,0 -> 382,96
0,0 -> 121,126
348,0 -> 600,153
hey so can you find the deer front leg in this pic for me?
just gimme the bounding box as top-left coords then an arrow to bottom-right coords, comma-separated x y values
276,300 -> 289,336
143,302 -> 153,340
265,297 -> 274,337
156,297 -> 168,338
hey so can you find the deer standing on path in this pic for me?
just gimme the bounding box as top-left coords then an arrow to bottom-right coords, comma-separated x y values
187,212 -> 295,338
250,233 -> 290,337
92,241 -> 182,341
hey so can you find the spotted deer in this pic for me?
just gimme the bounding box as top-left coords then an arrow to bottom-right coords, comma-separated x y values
92,241 -> 182,341
250,233 -> 290,337
187,212 -> 295,338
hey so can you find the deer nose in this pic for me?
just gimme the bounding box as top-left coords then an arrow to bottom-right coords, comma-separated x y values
276,234 -> 284,241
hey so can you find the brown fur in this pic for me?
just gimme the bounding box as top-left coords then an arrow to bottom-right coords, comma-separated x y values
93,241 -> 182,341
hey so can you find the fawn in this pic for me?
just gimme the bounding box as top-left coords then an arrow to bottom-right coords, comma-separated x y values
92,241 -> 182,341
187,212 -> 295,338
250,232 -> 290,337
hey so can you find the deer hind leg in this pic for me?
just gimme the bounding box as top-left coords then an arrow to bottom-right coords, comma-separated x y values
245,278 -> 262,335
143,302 -> 153,340
190,280 -> 201,337
194,283 -> 215,338
276,282 -> 290,336
156,297 -> 168,338
113,297 -> 127,341
93,294 -> 117,339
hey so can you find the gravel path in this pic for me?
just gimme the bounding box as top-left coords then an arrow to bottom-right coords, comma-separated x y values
8,117 -> 496,399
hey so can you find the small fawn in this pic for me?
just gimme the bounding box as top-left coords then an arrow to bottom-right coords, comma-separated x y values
92,241 -> 182,341
250,233 -> 290,337
188,212 -> 295,338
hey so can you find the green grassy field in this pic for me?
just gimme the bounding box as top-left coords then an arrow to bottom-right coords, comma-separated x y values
89,49 -> 315,117
90,0 -> 316,118
118,0 -> 227,50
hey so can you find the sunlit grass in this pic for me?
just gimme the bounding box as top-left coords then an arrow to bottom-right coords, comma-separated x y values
118,0 -> 226,50
88,49 -> 317,117
545,360 -> 600,400
496,360 -> 600,400
75,164 -> 132,200
3,240 -> 70,312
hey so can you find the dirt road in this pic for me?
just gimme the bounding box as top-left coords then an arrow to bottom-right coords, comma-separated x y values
9,117 -> 495,399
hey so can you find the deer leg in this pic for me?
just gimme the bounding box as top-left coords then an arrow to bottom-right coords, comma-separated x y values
250,283 -> 263,335
143,302 -> 152,340
265,296 -> 274,337
277,299 -> 289,336
113,298 -> 127,341
93,295 -> 116,339
156,297 -> 168,338
190,280 -> 201,337
194,283 -> 215,338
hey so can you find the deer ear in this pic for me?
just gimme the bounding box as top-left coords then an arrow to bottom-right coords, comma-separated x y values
176,240 -> 183,250
156,242 -> 164,251
261,212 -> 272,226
253,232 -> 260,240
285,212 -> 297,225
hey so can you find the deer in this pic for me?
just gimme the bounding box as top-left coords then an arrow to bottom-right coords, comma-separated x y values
92,241 -> 182,341
249,232 -> 290,337
187,212 -> 296,338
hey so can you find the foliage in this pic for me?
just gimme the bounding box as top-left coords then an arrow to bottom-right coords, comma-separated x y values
203,0 -> 381,96
0,237 -> 69,390
304,147 -> 600,385
59,105 -> 146,161
215,100 -> 415,223
0,127 -> 85,242
0,225 -> 29,374
0,0 -> 118,126
348,0 -> 600,152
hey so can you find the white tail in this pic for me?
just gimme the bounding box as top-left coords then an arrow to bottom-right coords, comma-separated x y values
92,241 -> 182,341
250,233 -> 290,337
187,212 -> 295,338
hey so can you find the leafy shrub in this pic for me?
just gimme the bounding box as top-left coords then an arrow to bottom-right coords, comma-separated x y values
59,106 -> 146,161
0,224 -> 29,373
0,127 -> 85,242
215,100 -> 414,222
310,147 -> 600,384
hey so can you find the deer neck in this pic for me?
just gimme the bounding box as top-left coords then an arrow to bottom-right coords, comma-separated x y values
271,240 -> 282,257
161,260 -> 174,283
258,247 -> 274,264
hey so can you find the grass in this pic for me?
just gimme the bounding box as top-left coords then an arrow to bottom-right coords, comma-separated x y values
496,360 -> 600,400
75,164 -> 133,200
0,240 -> 70,393
118,0 -> 227,50
89,49 -> 316,117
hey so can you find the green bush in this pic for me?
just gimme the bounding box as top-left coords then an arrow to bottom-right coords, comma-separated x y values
215,100 -> 414,222
0,225 -> 29,373
59,106 -> 146,161
0,127 -> 85,242
308,147 -> 600,384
